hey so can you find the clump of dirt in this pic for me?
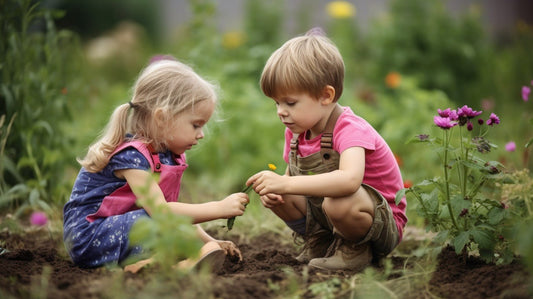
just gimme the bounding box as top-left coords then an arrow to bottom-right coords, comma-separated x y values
428,246 -> 531,298
0,226 -> 531,298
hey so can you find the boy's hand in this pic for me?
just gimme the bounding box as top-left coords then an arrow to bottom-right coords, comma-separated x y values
246,170 -> 286,196
260,193 -> 285,209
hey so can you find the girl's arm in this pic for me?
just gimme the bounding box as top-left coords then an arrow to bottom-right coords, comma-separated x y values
116,169 -> 248,223
247,146 -> 365,198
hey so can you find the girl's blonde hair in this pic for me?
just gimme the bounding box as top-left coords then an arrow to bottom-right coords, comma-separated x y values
260,30 -> 344,101
79,59 -> 218,172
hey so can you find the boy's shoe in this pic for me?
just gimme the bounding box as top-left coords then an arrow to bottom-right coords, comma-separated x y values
294,228 -> 334,263
308,235 -> 372,272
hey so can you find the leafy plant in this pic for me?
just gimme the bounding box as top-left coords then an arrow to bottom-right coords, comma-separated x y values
128,174 -> 203,273
396,105 -> 514,263
0,0 -> 83,211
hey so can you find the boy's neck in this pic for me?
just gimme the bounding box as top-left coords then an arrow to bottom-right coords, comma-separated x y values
306,104 -> 342,139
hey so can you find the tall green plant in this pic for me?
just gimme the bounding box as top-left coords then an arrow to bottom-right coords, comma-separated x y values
0,0 -> 83,212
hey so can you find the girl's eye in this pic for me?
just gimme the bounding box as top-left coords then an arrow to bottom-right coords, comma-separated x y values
287,102 -> 296,106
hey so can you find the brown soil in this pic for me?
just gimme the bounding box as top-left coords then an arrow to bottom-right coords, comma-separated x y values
0,226 -> 531,298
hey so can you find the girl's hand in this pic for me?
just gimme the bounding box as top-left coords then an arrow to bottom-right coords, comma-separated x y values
246,171 -> 286,196
260,193 -> 285,209
221,193 -> 249,218
216,240 -> 243,261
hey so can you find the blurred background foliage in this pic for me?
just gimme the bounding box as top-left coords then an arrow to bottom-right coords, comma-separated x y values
1,0 -> 533,234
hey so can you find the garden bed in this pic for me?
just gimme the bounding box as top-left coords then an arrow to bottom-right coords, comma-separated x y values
0,224 -> 530,298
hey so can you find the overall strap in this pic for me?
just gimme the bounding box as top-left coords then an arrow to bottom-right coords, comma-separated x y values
320,104 -> 343,149
290,104 -> 343,151
146,143 -> 162,173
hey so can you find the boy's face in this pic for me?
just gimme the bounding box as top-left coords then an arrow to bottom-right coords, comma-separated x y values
272,91 -> 329,136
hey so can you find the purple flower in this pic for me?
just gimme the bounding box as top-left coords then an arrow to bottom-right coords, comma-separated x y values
457,105 -> 482,119
523,86 -> 530,102
486,113 -> 500,126
30,211 -> 48,226
478,118 -> 484,125
505,141 -> 516,152
467,121 -> 473,131
437,108 -> 458,120
417,134 -> 429,141
438,108 -> 452,117
434,116 -> 458,130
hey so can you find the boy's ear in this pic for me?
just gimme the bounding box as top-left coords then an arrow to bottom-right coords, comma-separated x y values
320,85 -> 336,105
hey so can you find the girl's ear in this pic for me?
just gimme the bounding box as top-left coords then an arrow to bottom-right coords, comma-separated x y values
153,108 -> 166,128
320,85 -> 336,105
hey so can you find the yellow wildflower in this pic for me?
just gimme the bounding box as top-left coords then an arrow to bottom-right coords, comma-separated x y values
326,1 -> 356,19
268,163 -> 277,171
222,31 -> 245,49
385,72 -> 402,89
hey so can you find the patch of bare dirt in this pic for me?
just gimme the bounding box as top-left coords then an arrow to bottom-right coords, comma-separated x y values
0,226 -> 531,298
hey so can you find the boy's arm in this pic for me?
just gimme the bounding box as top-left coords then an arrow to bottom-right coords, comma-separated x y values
248,147 -> 365,198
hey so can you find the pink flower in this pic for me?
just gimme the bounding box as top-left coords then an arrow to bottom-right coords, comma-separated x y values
434,116 -> 458,130
30,211 -> 48,226
486,113 -> 500,126
505,141 -> 516,152
523,86 -> 530,102
457,105 -> 482,119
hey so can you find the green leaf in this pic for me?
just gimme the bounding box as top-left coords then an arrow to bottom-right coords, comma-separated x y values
470,228 -> 494,250
453,231 -> 470,254
395,188 -> 407,205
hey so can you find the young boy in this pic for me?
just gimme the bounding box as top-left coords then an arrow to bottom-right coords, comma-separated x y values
246,29 -> 407,271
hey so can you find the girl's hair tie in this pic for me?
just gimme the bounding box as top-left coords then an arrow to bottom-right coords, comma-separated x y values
128,101 -> 137,109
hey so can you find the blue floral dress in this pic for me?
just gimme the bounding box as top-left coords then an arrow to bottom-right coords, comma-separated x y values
63,141 -> 187,268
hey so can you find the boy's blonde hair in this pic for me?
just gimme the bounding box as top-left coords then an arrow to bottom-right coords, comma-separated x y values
260,30 -> 344,101
79,59 -> 218,172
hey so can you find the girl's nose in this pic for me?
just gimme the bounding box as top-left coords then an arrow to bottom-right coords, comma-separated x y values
197,129 -> 205,139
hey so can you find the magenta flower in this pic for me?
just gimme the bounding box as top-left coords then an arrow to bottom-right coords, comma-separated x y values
477,118 -> 484,125
434,116 -> 458,130
486,113 -> 500,126
438,108 -> 452,117
523,86 -> 530,102
467,121 -> 473,131
457,105 -> 482,119
505,141 -> 516,152
30,211 -> 48,226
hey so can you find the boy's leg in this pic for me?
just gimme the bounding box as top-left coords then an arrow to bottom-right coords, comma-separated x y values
270,194 -> 333,263
269,194 -> 307,222
323,185 -> 374,241
309,184 -> 398,271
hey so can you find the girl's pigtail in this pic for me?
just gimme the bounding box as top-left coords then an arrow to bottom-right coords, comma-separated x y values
78,103 -> 131,172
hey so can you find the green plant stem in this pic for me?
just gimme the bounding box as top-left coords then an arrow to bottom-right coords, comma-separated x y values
226,184 -> 252,230
443,130 -> 459,231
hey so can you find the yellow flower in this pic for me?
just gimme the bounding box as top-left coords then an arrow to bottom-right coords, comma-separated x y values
385,71 -> 402,89
222,31 -> 245,49
268,163 -> 277,171
326,1 -> 356,19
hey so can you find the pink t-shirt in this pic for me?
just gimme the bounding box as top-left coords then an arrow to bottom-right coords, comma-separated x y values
283,106 -> 407,239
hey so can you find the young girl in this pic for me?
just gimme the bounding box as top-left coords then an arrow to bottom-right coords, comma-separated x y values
63,57 -> 249,270
246,29 -> 407,271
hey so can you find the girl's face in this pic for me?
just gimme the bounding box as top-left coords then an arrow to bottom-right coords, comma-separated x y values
273,91 -> 330,138
165,100 -> 215,155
